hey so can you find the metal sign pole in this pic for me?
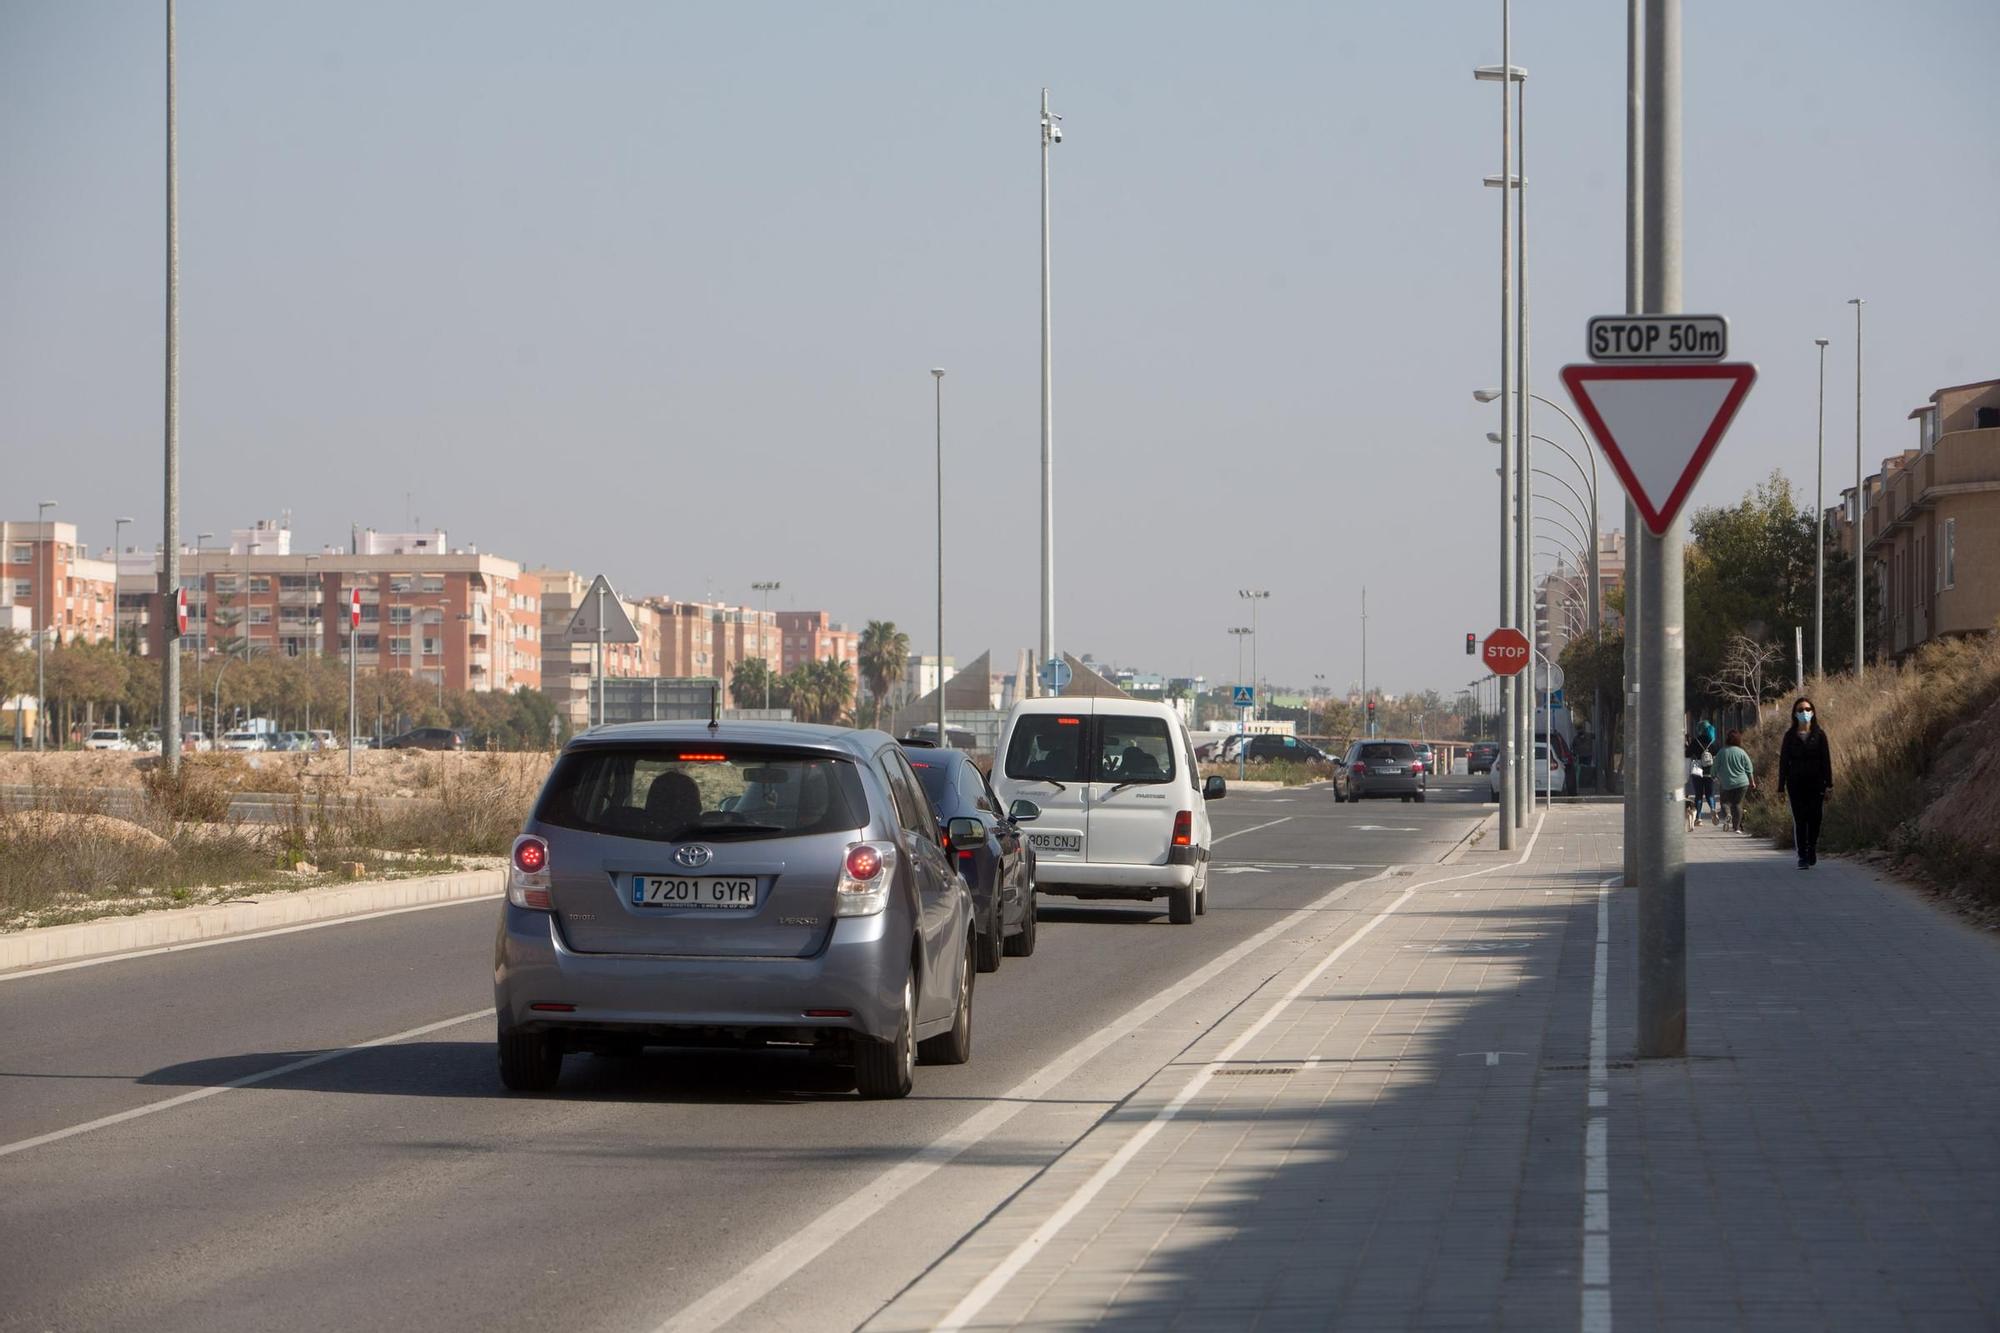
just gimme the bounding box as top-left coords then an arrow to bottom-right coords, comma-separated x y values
1622,0 -> 1644,890
1636,0 -> 1686,1061
595,581 -> 606,729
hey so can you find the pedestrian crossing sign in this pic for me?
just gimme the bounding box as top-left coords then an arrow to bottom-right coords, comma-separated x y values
1232,685 -> 1255,707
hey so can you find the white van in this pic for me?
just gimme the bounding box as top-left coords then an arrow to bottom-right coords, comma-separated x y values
990,697 -> 1225,924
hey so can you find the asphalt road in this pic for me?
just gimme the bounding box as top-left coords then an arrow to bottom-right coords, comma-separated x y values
0,779 -> 1488,1333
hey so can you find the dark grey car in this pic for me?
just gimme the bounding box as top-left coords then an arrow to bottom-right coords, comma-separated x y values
1333,740 -> 1429,802
494,722 -> 977,1099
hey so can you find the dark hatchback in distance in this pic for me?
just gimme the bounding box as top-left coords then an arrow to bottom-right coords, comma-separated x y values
494,722 -> 977,1099
1466,741 -> 1500,774
902,742 -> 1040,970
381,726 -> 466,751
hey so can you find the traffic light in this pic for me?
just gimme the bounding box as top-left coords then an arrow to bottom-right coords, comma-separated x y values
1465,631 -> 1476,655
1366,697 -> 1376,716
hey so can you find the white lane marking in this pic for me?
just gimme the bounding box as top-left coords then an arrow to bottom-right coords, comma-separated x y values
0,893 -> 504,983
1209,816 -> 1292,845
937,808 -> 1550,1328
657,821 -> 1376,1333
937,883 -> 1420,1331
0,1008 -> 492,1160
1583,874 -> 1616,1332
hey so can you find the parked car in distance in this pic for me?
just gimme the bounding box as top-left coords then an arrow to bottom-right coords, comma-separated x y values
382,727 -> 465,751
494,721 -> 975,1098
1413,742 -> 1436,772
1487,742 -> 1563,800
990,697 -> 1225,925
269,732 -> 311,752
1466,741 -> 1500,774
83,729 -> 130,751
1237,734 -> 1335,767
902,742 -> 1039,970
1334,740 -> 1428,803
218,729 -> 269,752
308,729 -> 337,750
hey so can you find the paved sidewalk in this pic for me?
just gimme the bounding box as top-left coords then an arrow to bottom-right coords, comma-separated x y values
867,805 -> 2000,1331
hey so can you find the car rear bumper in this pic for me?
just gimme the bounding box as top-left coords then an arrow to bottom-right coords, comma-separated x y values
1037,860 -> 1195,898
1350,775 -> 1426,797
494,903 -> 909,1045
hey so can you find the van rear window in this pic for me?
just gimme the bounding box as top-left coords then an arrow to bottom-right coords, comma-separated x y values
1004,714 -> 1176,785
1357,742 -> 1417,761
535,747 -> 868,841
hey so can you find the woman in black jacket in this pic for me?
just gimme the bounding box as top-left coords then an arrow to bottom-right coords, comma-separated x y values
1776,695 -> 1835,869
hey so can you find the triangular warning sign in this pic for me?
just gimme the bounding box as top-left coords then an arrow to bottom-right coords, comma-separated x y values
1559,362 -> 1756,535
566,574 -> 642,645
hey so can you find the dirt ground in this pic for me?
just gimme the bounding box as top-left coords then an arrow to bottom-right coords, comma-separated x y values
0,748 -> 557,802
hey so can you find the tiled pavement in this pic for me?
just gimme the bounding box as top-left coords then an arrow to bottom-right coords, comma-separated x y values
867,805 -> 2000,1331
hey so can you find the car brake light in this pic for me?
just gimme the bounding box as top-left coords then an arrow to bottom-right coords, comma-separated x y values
677,753 -> 726,762
1350,761 -> 1369,775
1172,811 -> 1193,847
1410,761 -> 1425,774
835,841 -> 897,917
1057,717 -> 1081,726
508,835 -> 552,911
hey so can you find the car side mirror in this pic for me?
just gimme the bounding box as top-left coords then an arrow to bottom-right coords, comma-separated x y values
1007,799 -> 1041,823
947,816 -> 986,849
1203,775 -> 1227,800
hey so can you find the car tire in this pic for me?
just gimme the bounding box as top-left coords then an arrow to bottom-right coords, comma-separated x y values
975,906 -> 1003,974
1332,788 -> 1345,803
498,1027 -> 563,1092
1003,887 -> 1038,957
1168,881 -> 1196,925
1196,877 -> 1208,916
918,935 -> 974,1066
1416,792 -> 1427,803
856,972 -> 917,1099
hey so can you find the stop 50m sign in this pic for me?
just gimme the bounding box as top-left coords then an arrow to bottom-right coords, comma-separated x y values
1483,628 -> 1531,677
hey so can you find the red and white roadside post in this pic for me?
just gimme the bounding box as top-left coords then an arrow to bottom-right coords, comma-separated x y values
347,587 -> 361,777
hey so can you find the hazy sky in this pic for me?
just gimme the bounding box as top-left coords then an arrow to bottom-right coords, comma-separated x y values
5,1 -> 1995,697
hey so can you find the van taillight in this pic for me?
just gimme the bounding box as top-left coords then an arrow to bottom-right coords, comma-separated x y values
1172,811 -> 1193,847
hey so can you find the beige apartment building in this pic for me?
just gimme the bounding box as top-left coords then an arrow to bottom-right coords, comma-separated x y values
644,598 -> 782,698
1536,530 -> 1627,660
1837,376 -> 2000,664
126,524 -> 542,692
775,609 -> 860,674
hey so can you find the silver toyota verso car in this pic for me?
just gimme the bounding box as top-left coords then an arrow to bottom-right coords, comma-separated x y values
494,722 -> 977,1099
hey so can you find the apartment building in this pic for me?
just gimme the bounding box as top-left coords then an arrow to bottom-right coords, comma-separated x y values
643,598 -> 782,688
1836,377 -> 2000,663
535,569 -> 662,729
0,520 -> 118,647
1535,531 -> 1625,660
775,609 -> 859,674
127,522 -> 542,692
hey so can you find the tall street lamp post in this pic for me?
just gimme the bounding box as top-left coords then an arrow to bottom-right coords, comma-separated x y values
193,532 -> 212,743
752,580 -> 781,712
1227,626 -> 1253,780
160,0 -> 183,771
1814,336 -> 1829,678
1038,90 -> 1062,692
932,366 -> 948,747
1238,590 -> 1269,720
34,500 -> 57,750
1848,298 -> 1865,677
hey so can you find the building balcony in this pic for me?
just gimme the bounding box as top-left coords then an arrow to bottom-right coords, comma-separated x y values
1933,427 -> 2000,490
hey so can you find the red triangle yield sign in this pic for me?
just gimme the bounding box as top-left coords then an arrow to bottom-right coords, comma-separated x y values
1558,362 -> 1757,535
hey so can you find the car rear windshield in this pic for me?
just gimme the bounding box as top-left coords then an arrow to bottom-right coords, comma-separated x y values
534,746 -> 869,842
906,755 -> 957,809
1357,742 -> 1417,761
1004,713 -> 1176,785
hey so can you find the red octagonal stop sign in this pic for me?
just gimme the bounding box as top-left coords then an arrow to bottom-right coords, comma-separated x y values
1483,627 -> 1531,677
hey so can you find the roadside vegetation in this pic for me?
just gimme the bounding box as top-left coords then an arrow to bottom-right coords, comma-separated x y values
1201,760 -> 1331,788
1739,630 -> 2000,925
0,752 -> 541,931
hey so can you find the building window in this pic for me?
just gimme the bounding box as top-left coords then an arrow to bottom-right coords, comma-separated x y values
360,605 -> 379,623
10,544 -> 29,563
420,577 -> 444,593
1943,518 -> 1956,591
11,580 -> 28,600
389,636 -> 411,657
280,575 -> 313,591
248,576 -> 271,594
248,608 -> 272,625
422,636 -> 439,656
389,606 -> 412,625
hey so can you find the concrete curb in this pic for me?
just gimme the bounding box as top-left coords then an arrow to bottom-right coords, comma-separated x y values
1439,812 -> 1497,866
0,868 -> 504,975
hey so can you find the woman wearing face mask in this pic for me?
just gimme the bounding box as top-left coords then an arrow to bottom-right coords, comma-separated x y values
1775,696 -> 1834,869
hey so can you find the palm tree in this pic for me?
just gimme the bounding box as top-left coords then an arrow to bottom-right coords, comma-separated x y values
857,621 -> 908,727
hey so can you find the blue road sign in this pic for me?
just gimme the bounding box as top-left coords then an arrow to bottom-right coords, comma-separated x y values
1231,685 -> 1255,708
1038,657 -> 1073,694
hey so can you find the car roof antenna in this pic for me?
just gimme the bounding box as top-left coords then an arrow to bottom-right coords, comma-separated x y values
709,681 -> 720,732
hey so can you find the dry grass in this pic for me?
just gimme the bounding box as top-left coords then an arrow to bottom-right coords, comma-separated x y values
1740,630 -> 2000,919
1201,760 -> 1333,788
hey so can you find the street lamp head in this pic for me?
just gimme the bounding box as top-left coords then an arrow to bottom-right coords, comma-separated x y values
1486,431 -> 1503,444
1473,389 -> 1502,403
1473,64 -> 1527,81
931,368 -> 945,379
1814,338 -> 1830,348
1847,297 -> 1864,306
116,515 -> 134,524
